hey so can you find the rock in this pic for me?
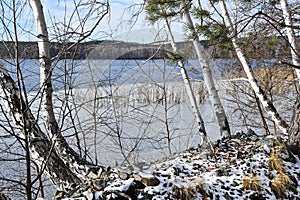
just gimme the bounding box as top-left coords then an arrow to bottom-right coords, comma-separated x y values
118,169 -> 132,180
61,131 -> 300,199
133,173 -> 160,186
83,189 -> 93,200
93,179 -> 106,190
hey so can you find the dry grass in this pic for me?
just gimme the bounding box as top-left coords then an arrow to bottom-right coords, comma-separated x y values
172,178 -> 208,200
268,150 -> 283,171
254,67 -> 296,94
173,183 -> 195,200
277,170 -> 291,185
270,170 -> 291,198
226,66 -> 296,94
243,173 -> 262,191
271,176 -> 286,197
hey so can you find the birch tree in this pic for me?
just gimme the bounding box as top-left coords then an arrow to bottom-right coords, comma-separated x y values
0,63 -> 82,192
146,0 -> 207,146
145,0 -> 231,142
164,19 -> 208,146
29,0 -> 107,182
0,0 -> 111,196
280,0 -> 300,82
218,0 -> 289,135
279,0 -> 300,153
182,2 -> 231,137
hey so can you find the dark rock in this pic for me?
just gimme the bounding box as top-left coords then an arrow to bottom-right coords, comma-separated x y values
100,180 -> 144,200
237,150 -> 243,159
216,167 -> 228,176
249,192 -> 266,200
221,185 -> 230,191
224,192 -> 234,200
133,173 -> 160,186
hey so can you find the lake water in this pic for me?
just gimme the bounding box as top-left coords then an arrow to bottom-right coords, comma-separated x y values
2,58 -> 282,91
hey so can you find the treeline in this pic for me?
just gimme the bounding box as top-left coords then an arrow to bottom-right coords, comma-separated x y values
0,37 -> 295,60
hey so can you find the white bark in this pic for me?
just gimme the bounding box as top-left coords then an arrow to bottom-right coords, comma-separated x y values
219,0 -> 289,135
280,0 -> 300,150
280,0 -> 300,84
183,10 -> 230,138
164,19 -> 207,146
288,94 -> 300,148
29,0 -> 105,181
29,0 -> 55,135
0,64 -> 81,191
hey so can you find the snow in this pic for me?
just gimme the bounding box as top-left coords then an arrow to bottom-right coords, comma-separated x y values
84,133 -> 300,199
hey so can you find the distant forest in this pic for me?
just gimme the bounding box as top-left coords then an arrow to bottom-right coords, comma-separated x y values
0,37 -> 295,60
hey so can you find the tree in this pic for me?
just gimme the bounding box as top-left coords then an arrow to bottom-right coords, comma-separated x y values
280,0 -> 300,82
0,0 -> 111,196
182,2 -> 231,137
279,0 -> 300,151
0,62 -> 82,192
145,0 -> 231,142
146,0 -> 208,146
218,0 -> 290,135
29,0 -> 101,181
2,0 -> 299,198
216,0 -> 300,153
1,0 -> 202,197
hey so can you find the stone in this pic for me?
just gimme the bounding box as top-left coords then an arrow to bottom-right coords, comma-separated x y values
133,173 -> 160,186
83,189 -> 93,200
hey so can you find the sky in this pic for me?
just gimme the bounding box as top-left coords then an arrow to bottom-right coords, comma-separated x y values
39,0 -> 184,43
0,0 -> 186,43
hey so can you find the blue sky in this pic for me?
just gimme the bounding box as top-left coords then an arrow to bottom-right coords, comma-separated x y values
0,0 -> 184,43
39,0 -> 165,42
40,0 -> 184,43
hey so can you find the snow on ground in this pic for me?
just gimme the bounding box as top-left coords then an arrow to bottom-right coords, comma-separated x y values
63,131 -> 300,199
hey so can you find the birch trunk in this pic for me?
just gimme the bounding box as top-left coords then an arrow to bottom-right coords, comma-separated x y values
164,19 -> 207,146
280,0 -> 300,150
29,0 -> 105,180
219,0 -> 289,135
280,0 -> 300,83
183,10 -> 230,138
0,65 -> 81,191
288,94 -> 300,155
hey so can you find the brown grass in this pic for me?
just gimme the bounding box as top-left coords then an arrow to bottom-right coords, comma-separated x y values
268,150 -> 283,171
243,173 -> 262,191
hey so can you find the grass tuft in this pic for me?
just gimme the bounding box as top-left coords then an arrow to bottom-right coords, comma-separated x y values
268,150 -> 283,171
243,173 -> 261,191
